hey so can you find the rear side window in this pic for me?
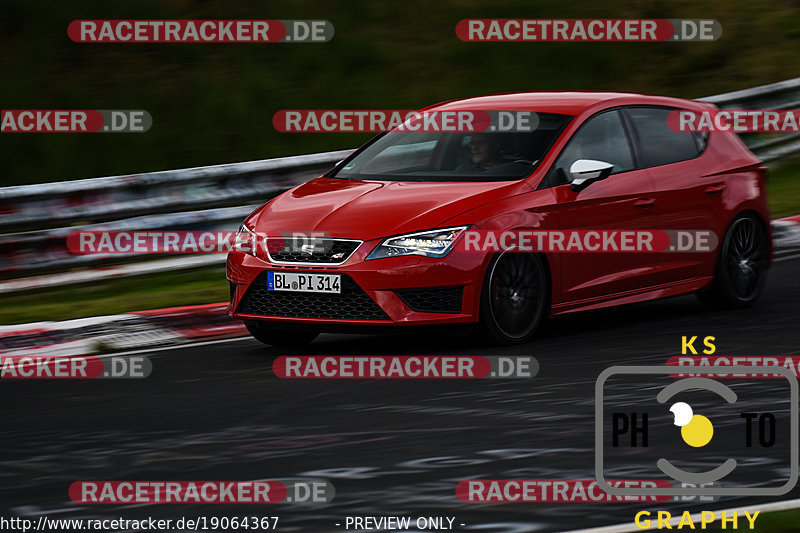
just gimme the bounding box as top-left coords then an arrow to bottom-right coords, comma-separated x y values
625,107 -> 703,167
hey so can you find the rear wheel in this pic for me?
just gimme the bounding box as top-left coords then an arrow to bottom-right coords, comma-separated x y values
479,252 -> 549,345
245,321 -> 319,347
698,214 -> 769,308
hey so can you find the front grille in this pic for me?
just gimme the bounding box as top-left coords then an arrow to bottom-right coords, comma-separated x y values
394,286 -> 463,313
237,271 -> 390,320
268,238 -> 361,264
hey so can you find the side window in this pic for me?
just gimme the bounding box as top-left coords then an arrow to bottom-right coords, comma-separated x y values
626,107 -> 702,167
549,110 -> 634,185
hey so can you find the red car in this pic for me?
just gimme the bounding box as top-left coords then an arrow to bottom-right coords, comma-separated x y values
227,92 -> 771,345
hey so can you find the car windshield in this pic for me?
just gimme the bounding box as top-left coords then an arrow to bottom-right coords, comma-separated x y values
330,112 -> 573,182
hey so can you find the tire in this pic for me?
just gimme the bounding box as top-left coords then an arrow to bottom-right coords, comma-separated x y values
698,214 -> 770,309
478,252 -> 550,345
245,321 -> 319,347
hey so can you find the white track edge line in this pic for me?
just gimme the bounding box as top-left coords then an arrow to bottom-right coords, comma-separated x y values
93,336 -> 254,359
563,497 -> 800,533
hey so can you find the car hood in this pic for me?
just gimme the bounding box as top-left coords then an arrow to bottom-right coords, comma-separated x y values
246,177 -> 523,240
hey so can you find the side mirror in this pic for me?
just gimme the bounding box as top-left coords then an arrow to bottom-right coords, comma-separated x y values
569,159 -> 614,191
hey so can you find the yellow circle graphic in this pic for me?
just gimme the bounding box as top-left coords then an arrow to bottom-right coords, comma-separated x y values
681,414 -> 714,447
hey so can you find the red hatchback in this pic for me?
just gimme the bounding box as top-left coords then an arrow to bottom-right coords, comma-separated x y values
227,92 -> 771,345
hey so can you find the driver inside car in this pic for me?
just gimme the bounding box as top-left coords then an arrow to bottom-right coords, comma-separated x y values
457,133 -> 504,170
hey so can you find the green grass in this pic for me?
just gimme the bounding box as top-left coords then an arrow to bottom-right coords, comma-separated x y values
706,508 -> 800,532
0,266 -> 228,325
767,157 -> 800,219
3,0 -> 800,185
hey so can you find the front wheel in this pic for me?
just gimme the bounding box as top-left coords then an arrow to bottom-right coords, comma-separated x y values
245,321 -> 319,347
698,214 -> 770,308
478,252 -> 549,345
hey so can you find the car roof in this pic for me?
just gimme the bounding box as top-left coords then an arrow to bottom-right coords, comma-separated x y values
428,91 -> 704,115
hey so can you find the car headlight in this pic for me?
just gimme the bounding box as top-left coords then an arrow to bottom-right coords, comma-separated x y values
366,226 -> 469,260
235,224 -> 258,256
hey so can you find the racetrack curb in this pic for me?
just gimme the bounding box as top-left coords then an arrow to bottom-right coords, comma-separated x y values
0,302 -> 245,356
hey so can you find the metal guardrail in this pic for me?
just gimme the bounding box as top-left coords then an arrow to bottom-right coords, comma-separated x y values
0,150 -> 353,279
698,77 -> 800,163
2,78 -> 800,291
0,149 -> 354,232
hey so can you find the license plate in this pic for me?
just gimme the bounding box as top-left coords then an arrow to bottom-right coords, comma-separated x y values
267,271 -> 341,294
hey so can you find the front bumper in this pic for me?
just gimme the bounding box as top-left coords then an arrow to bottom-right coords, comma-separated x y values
226,239 -> 486,327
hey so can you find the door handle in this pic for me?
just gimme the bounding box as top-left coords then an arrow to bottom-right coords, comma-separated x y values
634,197 -> 656,208
704,183 -> 726,194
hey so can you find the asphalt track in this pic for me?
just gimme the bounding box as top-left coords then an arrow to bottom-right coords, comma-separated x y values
2,256 -> 799,533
